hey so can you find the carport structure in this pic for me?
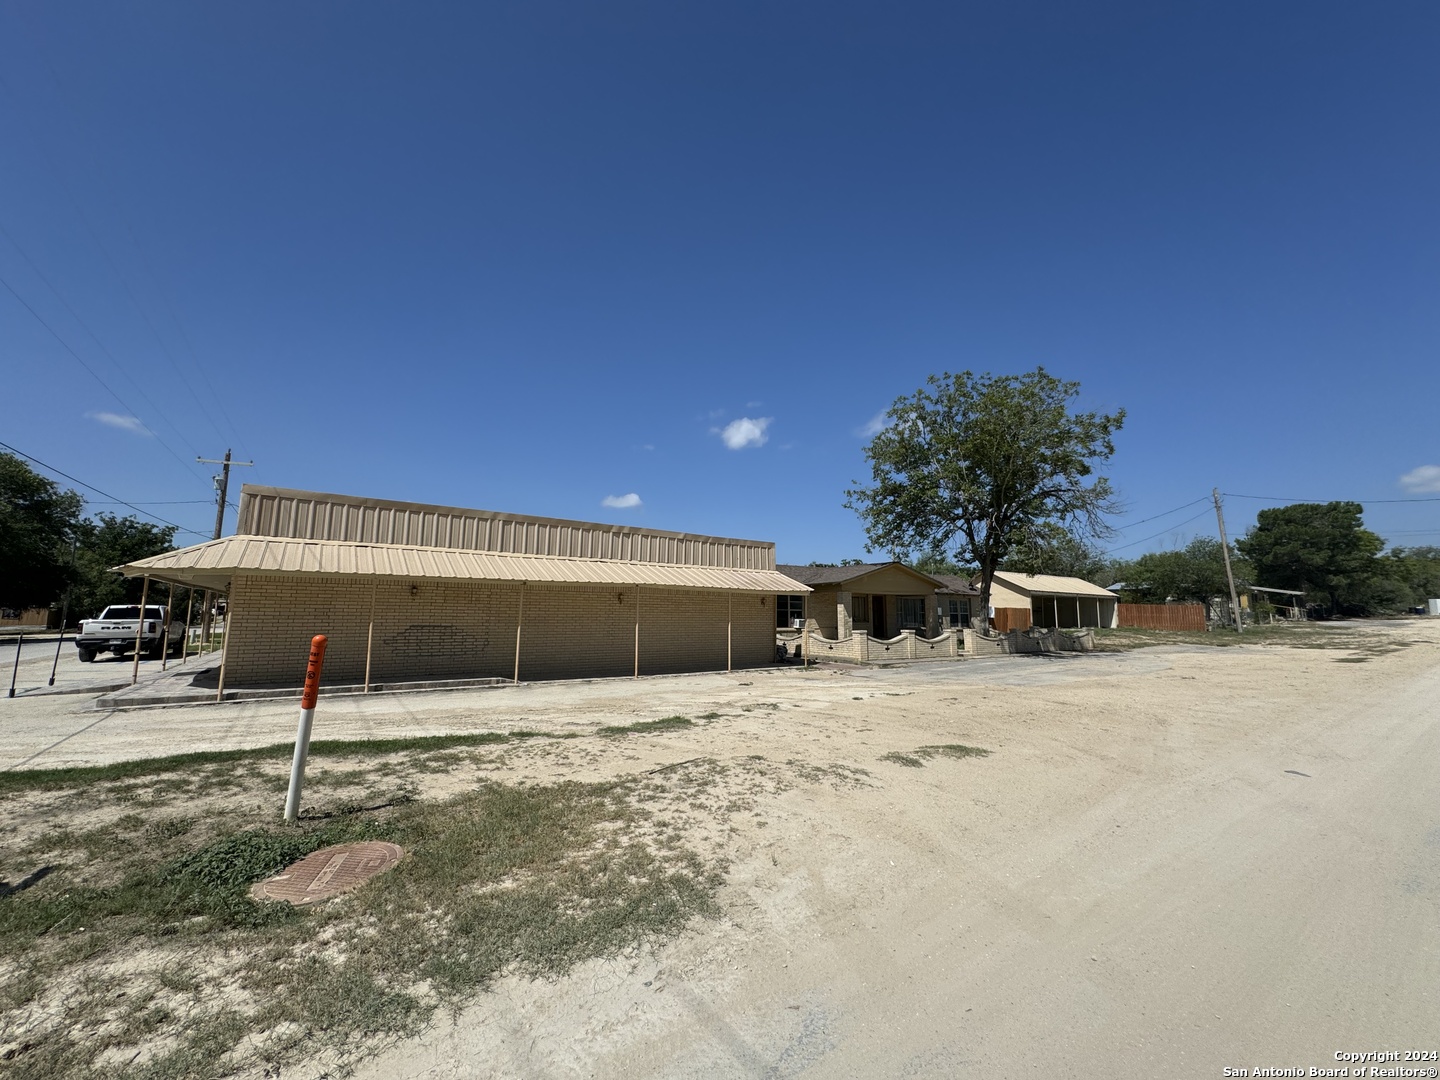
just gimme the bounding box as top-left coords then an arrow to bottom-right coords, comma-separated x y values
119,485 -> 808,691
988,572 -> 1120,631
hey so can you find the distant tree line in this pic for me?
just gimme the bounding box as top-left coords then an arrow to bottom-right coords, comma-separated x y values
0,452 -> 192,622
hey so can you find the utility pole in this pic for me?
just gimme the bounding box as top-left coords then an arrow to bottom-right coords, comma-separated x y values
1213,488 -> 1243,634
197,449 -> 254,540
197,450 -> 253,653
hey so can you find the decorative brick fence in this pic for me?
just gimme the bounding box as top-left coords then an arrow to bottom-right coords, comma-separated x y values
777,628 -> 962,663
963,627 -> 1096,655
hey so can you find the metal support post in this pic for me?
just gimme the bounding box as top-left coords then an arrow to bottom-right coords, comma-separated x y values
131,575 -> 151,685
284,635 -> 329,822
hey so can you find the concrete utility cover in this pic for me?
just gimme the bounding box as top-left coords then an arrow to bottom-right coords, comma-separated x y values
250,841 -> 404,905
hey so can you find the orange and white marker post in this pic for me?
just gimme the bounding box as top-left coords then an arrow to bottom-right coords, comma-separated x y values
284,635 -> 328,822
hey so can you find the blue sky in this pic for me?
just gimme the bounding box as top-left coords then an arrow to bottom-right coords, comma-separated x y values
2,0 -> 1437,562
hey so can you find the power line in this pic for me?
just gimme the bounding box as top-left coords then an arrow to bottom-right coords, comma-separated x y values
0,440 -> 211,539
0,272 -> 211,488
1223,492 -> 1440,504
1109,496 -> 1211,532
0,69 -> 233,452
0,220 -> 208,465
1103,509 -> 1215,554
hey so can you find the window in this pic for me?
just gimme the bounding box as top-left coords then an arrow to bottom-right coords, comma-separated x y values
852,594 -> 870,623
777,595 -> 805,628
947,598 -> 971,628
898,596 -> 926,629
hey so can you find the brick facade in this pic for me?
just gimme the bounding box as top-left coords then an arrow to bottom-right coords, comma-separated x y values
224,574 -> 776,687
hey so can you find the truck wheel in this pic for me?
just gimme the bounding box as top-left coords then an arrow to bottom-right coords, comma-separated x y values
146,641 -> 164,661
77,648 -> 95,663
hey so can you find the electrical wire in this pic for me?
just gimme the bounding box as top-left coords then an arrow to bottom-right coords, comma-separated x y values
1223,492 -> 1440,504
0,69 -> 234,453
1103,509 -> 1215,554
0,272 -> 211,488
0,221 -> 208,465
0,440 -> 211,539
1108,496 -> 1211,532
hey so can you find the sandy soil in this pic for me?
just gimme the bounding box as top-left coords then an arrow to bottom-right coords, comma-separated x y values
327,621 -> 1440,1080
7,621 -> 1438,1078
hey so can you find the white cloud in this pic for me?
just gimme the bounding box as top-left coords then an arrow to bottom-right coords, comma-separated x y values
1399,465 -> 1440,494
602,493 -> 642,509
717,416 -> 772,450
857,410 -> 889,438
88,412 -> 151,436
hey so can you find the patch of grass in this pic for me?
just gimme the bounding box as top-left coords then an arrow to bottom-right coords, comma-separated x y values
879,752 -> 925,767
696,712 -> 722,721
597,716 -> 694,737
0,778 -> 720,1080
880,744 -> 991,768
1091,623 -> 1404,653
0,731 -> 548,795
916,744 -> 991,761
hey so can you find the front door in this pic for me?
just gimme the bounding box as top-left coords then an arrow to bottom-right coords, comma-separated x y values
872,596 -> 887,638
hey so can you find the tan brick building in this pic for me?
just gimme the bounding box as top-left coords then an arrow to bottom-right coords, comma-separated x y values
120,486 -> 808,688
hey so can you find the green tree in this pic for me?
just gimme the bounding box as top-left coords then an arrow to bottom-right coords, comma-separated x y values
1114,537 -> 1250,616
845,368 -> 1124,626
68,514 -> 179,618
0,451 -> 84,610
1237,502 -> 1382,612
999,523 -> 1108,581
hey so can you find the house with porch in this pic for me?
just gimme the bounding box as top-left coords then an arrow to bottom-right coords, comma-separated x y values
775,562 -> 950,638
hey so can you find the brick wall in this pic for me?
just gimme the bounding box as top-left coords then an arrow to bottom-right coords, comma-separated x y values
223,574 -> 775,687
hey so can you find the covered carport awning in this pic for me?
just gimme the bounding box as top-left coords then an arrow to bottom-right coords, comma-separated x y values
117,536 -> 812,594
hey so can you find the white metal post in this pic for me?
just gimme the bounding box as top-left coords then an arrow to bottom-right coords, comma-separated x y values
131,575 -> 151,685
285,635 -> 329,822
513,582 -> 524,685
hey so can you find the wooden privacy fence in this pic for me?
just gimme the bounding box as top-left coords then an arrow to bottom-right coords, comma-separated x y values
1117,603 -> 1206,631
991,607 -> 1032,633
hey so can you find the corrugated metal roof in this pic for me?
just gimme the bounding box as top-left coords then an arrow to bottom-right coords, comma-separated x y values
236,485 -> 777,570
118,537 -> 811,593
991,572 -> 1118,598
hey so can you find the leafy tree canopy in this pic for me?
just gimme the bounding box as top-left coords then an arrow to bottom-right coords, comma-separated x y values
1110,537 -> 1250,613
846,368 -> 1123,625
0,452 -> 180,618
998,523 -> 1108,582
1237,501 -> 1382,611
68,514 -> 179,618
0,452 -> 84,610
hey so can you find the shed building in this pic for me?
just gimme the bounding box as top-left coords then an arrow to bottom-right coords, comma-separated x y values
119,485 -> 808,688
987,572 -> 1119,631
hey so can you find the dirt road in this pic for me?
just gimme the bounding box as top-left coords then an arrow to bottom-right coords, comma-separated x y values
341,623 -> 1440,1080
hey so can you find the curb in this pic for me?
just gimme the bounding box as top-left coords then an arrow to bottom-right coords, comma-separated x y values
95,676 -> 511,710
15,681 -> 130,699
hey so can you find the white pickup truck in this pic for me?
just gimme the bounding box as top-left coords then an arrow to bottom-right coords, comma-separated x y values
76,605 -> 184,663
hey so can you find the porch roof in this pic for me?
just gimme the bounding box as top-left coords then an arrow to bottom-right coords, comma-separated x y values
117,537 -> 812,595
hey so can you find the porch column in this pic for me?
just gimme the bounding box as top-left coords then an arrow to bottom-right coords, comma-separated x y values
633,585 -> 641,678
726,594 -> 732,672
836,591 -> 852,638
363,578 -> 378,692
513,582 -> 524,684
1053,596 -> 1059,629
